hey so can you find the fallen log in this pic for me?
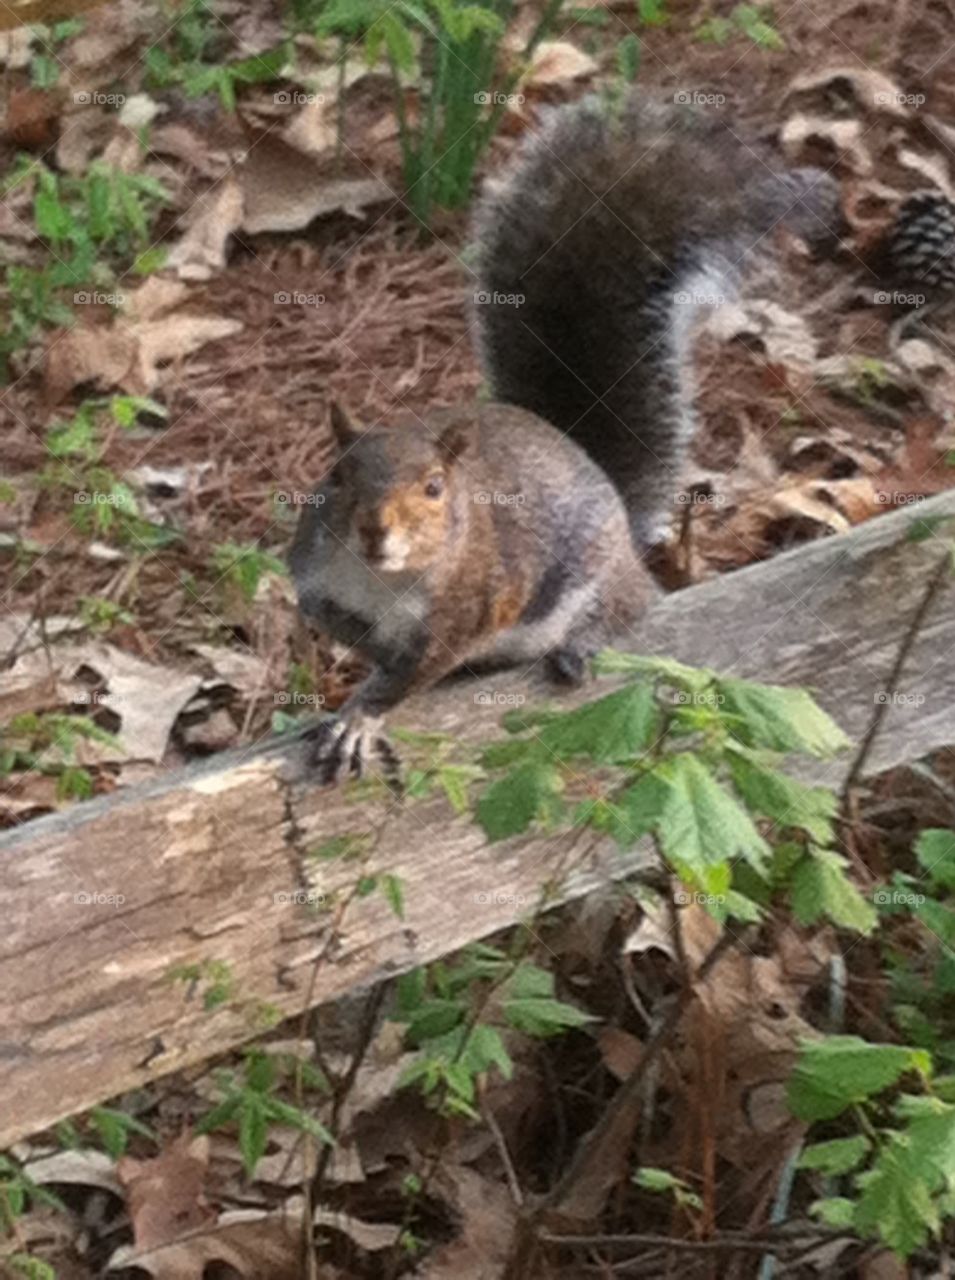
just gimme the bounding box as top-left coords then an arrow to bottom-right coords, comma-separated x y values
2,494 -> 954,1148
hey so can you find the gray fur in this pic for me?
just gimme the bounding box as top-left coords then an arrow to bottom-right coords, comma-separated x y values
473,93 -> 841,546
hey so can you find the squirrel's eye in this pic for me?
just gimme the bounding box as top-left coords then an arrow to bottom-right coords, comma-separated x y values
424,476 -> 444,500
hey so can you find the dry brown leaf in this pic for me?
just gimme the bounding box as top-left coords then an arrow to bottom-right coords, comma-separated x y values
240,139 -> 393,234
417,1166 -> 516,1280
785,65 -> 911,119
45,307 -> 242,399
3,626 -> 204,763
165,179 -> 244,281
597,1026 -> 643,1081
524,40 -> 597,87
55,105 -> 115,172
283,96 -> 338,157
106,1210 -> 300,1279
117,1133 -> 213,1251
779,114 -> 872,174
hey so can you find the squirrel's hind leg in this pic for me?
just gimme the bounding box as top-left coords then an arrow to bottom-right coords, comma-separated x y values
545,552 -> 657,686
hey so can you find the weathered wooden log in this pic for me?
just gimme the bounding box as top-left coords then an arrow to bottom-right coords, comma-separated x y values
2,494 -> 954,1148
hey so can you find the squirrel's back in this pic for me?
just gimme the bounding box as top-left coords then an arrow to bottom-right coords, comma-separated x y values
473,94 -> 840,545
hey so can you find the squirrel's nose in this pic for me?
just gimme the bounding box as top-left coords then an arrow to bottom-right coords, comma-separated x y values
356,517 -> 385,559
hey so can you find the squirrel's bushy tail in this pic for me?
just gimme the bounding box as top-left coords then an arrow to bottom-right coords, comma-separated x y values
473,95 -> 839,546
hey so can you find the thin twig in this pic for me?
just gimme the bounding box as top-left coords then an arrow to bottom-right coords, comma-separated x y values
840,551 -> 950,814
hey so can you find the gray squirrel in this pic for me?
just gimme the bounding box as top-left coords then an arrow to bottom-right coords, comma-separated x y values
289,93 -> 840,784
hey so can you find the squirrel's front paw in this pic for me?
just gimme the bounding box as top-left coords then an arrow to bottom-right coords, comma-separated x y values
304,712 -> 400,787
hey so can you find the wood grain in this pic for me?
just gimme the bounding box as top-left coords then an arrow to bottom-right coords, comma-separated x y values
2,494 -> 954,1147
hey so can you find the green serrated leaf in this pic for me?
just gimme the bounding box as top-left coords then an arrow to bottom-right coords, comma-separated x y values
503,996 -> 594,1037
788,1036 -> 932,1121
476,759 -> 565,842
717,679 -> 849,757
855,1135 -> 939,1255
791,849 -> 877,933
916,829 -> 955,890
798,1135 -> 870,1175
728,748 -> 835,842
659,753 -> 770,872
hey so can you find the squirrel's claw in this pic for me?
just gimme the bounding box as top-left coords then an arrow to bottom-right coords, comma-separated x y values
304,713 -> 400,788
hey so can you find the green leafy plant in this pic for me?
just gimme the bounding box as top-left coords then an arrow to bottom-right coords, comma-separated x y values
0,1153 -> 63,1278
788,1035 -> 955,1255
398,945 -> 593,1117
695,3 -> 784,48
145,15 -> 288,111
1,164 -> 169,376
311,0 -> 567,225
77,596 -> 135,634
0,712 -> 118,801
473,652 -> 870,932
197,1050 -> 332,1176
88,1106 -> 156,1160
39,399 -> 178,551
209,541 -> 287,603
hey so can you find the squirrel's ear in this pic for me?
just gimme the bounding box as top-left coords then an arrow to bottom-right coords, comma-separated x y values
437,422 -> 471,464
329,401 -> 362,451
